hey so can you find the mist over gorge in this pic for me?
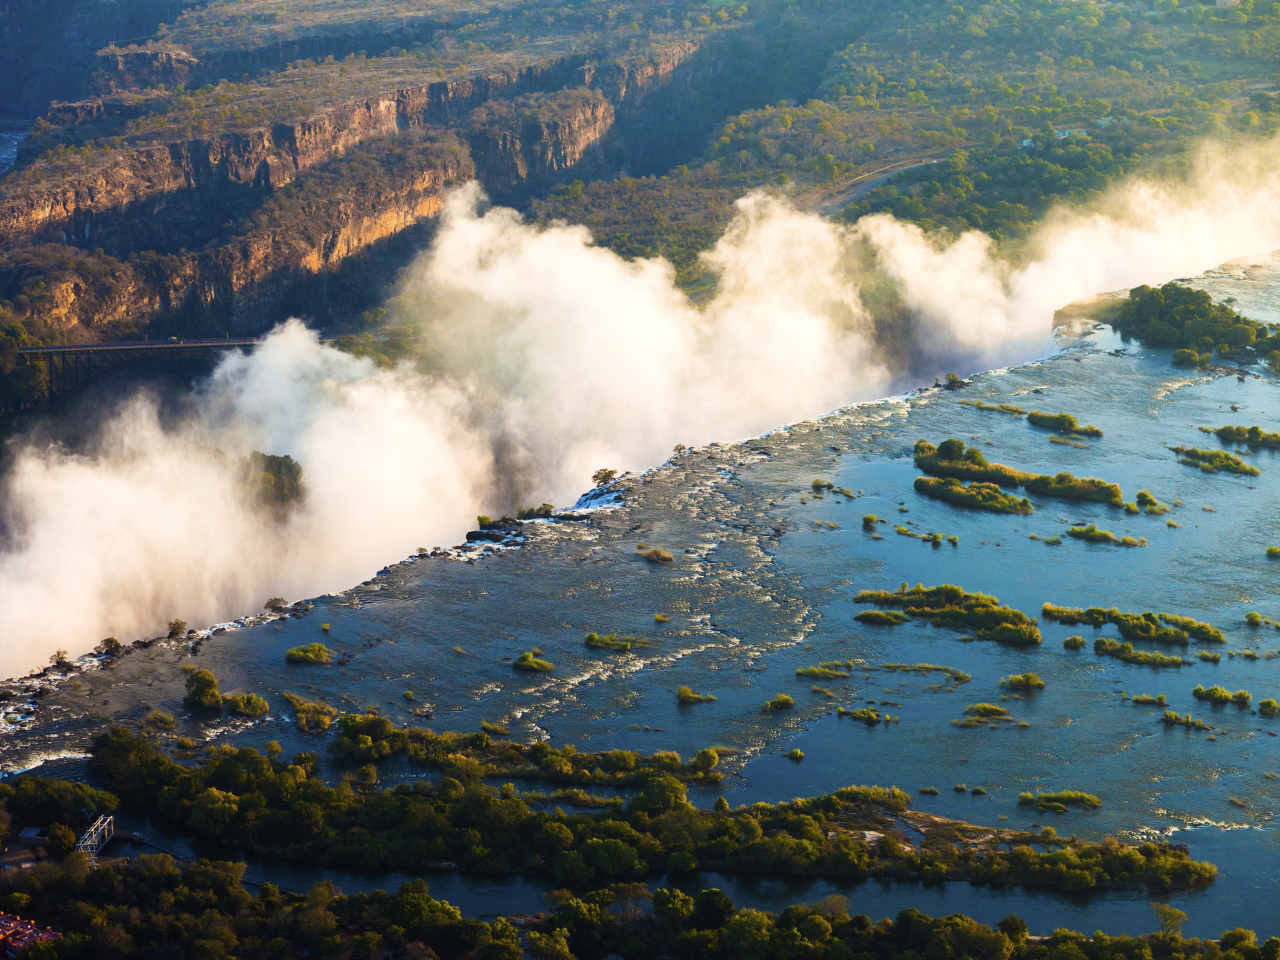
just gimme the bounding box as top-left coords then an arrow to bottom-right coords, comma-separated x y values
3,134 -> 1280,676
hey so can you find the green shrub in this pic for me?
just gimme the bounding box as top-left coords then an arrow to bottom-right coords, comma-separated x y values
787,749 -> 805,763
1193,685 -> 1251,706
1026,411 -> 1103,437
1268,547 -> 1280,559
182,669 -> 223,710
225,693 -> 270,718
912,476 -> 1033,513
1259,699 -> 1279,717
1172,349 -> 1199,366
1094,639 -> 1187,667
1001,672 -> 1045,690
796,665 -> 850,679
1066,523 -> 1118,544
676,686 -> 716,704
854,610 -> 908,626
282,691 -> 338,732
285,642 -> 331,664
514,651 -> 554,672
862,513 -> 879,529
838,706 -> 881,724
1161,711 -> 1212,729
1198,651 -> 1221,663
1131,694 -> 1166,705
763,694 -> 795,712
1172,446 -> 1260,477
1018,790 -> 1101,811
1063,635 -> 1085,650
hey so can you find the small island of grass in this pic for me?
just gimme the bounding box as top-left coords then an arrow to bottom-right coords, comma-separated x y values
1066,523 -> 1119,544
285,642 -> 332,664
585,632 -> 646,652
763,694 -> 796,712
1063,635 -> 1086,650
637,547 -> 675,562
1192,684 -> 1251,706
1001,672 -> 1046,690
1171,446 -> 1260,477
1027,411 -> 1103,437
1018,790 -> 1102,813
1161,711 -> 1213,730
513,651 -> 554,672
855,610 -> 909,626
1131,694 -> 1167,706
676,686 -> 717,704
913,440 -> 1123,504
282,691 -> 339,733
1213,425 -> 1280,449
913,477 -> 1033,513
797,661 -> 854,679
856,582 -> 1041,646
1094,639 -> 1188,667
838,706 -> 882,724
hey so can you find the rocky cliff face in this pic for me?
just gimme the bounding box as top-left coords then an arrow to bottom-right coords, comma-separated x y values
0,32 -> 740,340
0,0 -> 190,117
0,56 -> 590,250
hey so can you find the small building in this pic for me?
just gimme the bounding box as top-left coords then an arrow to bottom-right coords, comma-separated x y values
0,913 -> 60,957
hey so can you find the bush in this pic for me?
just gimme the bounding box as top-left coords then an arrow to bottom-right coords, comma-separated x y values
763,694 -> 795,712
638,547 -> 675,563
1193,685 -> 1251,706
1001,673 -> 1045,690
182,669 -> 223,710
913,476 -> 1032,513
1063,635 -> 1085,650
676,686 -> 716,704
854,610 -> 909,625
514,651 -> 554,672
1018,790 -> 1101,811
285,643 -> 331,664
1026,411 -> 1103,437
282,691 -> 338,732
45,823 -> 77,859
1172,348 -> 1199,366
225,693 -> 270,717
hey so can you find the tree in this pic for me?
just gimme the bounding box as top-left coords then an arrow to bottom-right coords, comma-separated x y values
693,888 -> 736,929
45,822 -> 77,858
168,619 -> 187,639
95,637 -> 122,657
997,915 -> 1028,944
189,788 -> 239,837
591,468 -> 616,486
526,928 -> 575,960
264,598 -> 289,614
183,668 -> 223,709
49,649 -> 68,667
1151,902 -> 1188,938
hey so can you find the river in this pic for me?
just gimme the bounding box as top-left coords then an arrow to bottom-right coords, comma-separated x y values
5,254 -> 1280,938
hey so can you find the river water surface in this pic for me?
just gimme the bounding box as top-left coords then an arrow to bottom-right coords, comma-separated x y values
6,256 -> 1280,938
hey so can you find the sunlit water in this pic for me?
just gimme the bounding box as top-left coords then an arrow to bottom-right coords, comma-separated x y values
7,256 -> 1280,937
0,121 -> 27,174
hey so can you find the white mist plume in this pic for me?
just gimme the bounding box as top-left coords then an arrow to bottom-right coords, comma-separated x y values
855,137 -> 1280,369
2,136 -> 1280,676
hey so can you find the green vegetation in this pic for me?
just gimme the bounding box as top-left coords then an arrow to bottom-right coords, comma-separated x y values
1259,699 -> 1279,717
914,440 -> 1122,504
1114,284 -> 1279,359
882,663 -> 971,688
1198,651 -> 1221,664
1214,425 -> 1280,449
855,610 -> 909,626
839,706 -> 883,725
1001,673 -> 1046,691
637,547 -> 676,563
1042,605 -> 1224,645
281,691 -> 339,733
1131,694 -> 1167,706
182,668 -> 223,710
676,686 -> 716,705
913,476 -> 1033,513
1158,614 -> 1224,643
585,632 -> 648,652
1066,523 -> 1119,544
225,693 -> 270,718
862,513 -> 880,529
961,399 -> 1025,416
797,663 -> 852,679
913,439 -> 1025,488
788,749 -> 805,763
856,582 -> 1040,646
1172,349 -> 1200,366
1018,791 -> 1102,813
1172,446 -> 1260,477
1063,635 -> 1086,651
1023,474 -> 1123,505
513,651 -> 554,672
1093,639 -> 1187,668
1193,685 -> 1251,706
285,642 -> 332,664
1026,411 -> 1103,437
1161,711 -> 1213,731
244,451 -> 305,513
952,703 -> 1014,728
1268,547 -> 1280,559
763,694 -> 796,712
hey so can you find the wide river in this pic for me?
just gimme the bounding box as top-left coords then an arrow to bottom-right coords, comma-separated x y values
8,254 -> 1280,938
